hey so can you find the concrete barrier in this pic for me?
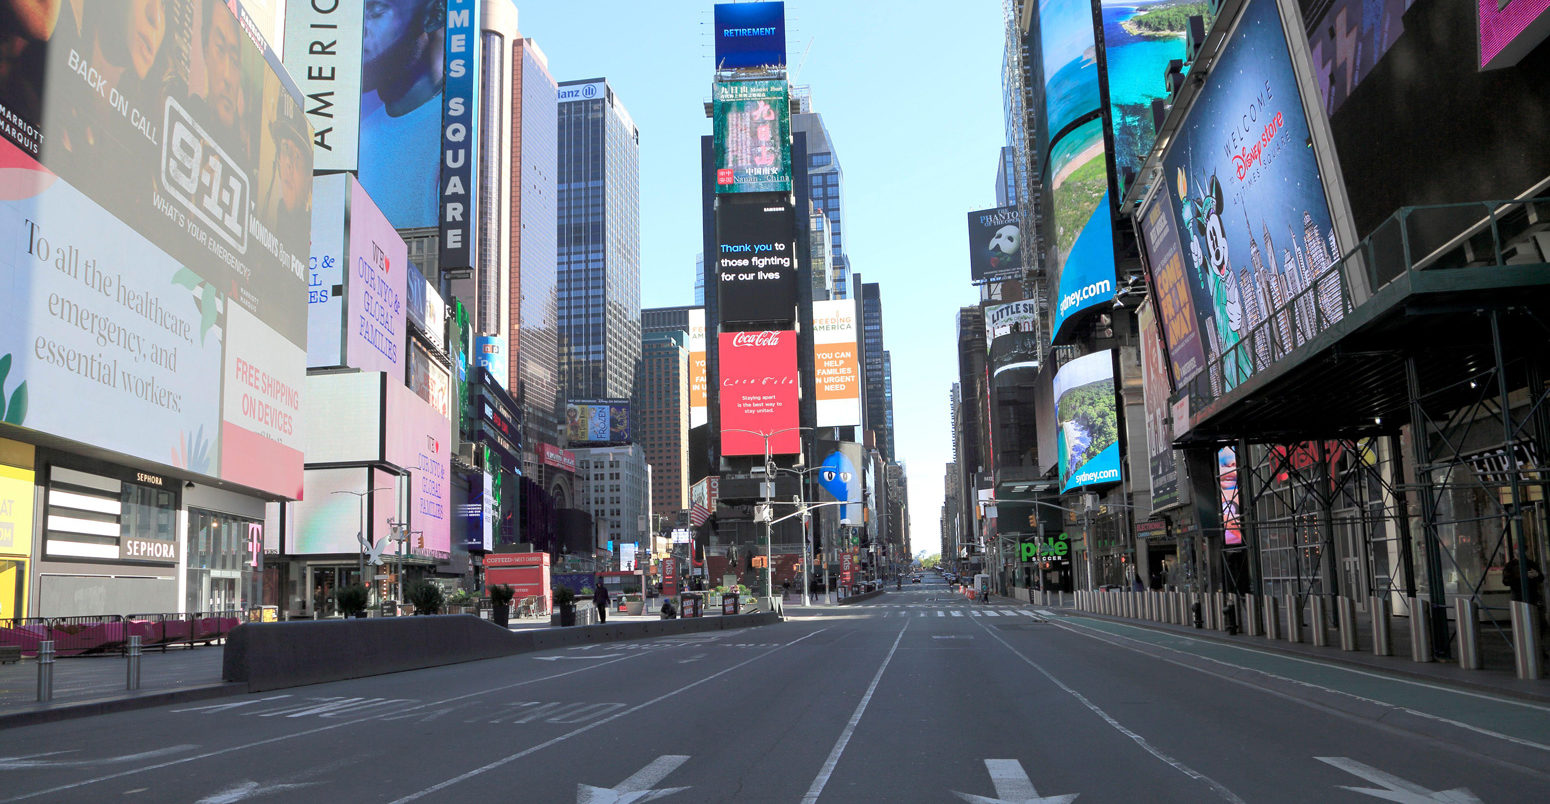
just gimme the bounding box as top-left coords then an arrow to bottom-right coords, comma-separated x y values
223,612 -> 780,692
838,589 -> 886,605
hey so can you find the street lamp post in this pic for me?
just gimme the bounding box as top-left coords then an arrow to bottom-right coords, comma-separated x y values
332,485 -> 396,600
723,426 -> 810,613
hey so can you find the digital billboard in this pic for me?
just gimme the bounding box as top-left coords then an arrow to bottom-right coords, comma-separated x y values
966,206 -> 1025,284
1302,0 -> 1415,115
1041,0 -> 1101,143
817,439 -> 864,525
292,467 -> 398,555
713,1 -> 787,69
408,341 -> 452,420
0,0 -> 310,499
1049,118 -> 1116,345
718,331 -> 799,456
1138,182 -> 1208,385
566,400 -> 633,447
1149,0 -> 1342,401
1137,300 -> 1180,512
1478,0 -> 1550,71
1218,446 -> 1242,546
716,199 -> 797,323
347,178 -> 407,376
384,379 -> 452,558
985,299 -> 1041,378
475,334 -> 507,390
307,174 -> 347,367
1055,350 -> 1121,494
438,0 -> 478,272
712,80 -> 792,194
1099,1 -> 1195,195
283,0 -> 364,171
812,299 -> 861,427
689,308 -> 708,428
405,262 -> 447,352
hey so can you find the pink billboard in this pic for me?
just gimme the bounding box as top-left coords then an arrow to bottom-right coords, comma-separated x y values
384,380 -> 452,558
718,331 -> 800,456
1479,0 -> 1550,70
347,180 -> 407,376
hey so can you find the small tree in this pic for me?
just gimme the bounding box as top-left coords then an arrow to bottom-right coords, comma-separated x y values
488,584 -> 515,627
334,584 -> 370,618
407,581 -> 444,615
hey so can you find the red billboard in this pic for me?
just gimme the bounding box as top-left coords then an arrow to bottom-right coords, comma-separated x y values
718,331 -> 800,455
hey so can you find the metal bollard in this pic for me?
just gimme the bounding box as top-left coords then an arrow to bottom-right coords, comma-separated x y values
1510,601 -> 1542,680
126,634 -> 142,690
1286,593 -> 1303,643
1456,597 -> 1482,670
1243,594 -> 1259,637
1410,597 -> 1432,663
1370,597 -> 1392,657
1338,597 -> 1359,651
1263,594 -> 1280,640
1311,596 -> 1329,647
37,640 -> 54,702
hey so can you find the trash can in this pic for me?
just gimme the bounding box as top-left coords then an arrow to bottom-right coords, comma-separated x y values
722,593 -> 740,615
681,593 -> 703,618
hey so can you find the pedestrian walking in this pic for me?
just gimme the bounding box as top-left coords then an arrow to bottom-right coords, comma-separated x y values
593,580 -> 611,624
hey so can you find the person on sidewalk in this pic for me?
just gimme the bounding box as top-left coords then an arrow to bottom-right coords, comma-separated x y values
593,581 -> 611,624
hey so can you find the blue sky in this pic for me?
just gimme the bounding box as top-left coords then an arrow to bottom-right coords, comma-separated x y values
513,0 -> 1005,553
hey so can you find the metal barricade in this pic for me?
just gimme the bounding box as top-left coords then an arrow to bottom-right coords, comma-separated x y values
1510,601 -> 1542,680
1370,597 -> 1392,657
1311,596 -> 1329,647
126,635 -> 142,690
1338,597 -> 1359,651
1243,594 -> 1259,637
1263,594 -> 1280,640
1410,597 -> 1432,662
1456,597 -> 1482,670
36,640 -> 54,702
1286,593 -> 1303,643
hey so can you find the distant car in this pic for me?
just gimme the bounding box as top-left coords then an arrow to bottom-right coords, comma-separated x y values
911,576 -> 921,583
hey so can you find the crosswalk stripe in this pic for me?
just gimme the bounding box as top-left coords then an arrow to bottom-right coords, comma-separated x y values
937,611 -> 944,617
951,610 -> 963,617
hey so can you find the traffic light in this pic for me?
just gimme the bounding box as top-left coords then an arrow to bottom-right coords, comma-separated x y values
1028,513 -> 1037,529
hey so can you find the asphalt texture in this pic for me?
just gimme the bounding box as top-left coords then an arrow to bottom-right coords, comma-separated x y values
1,574 -> 1547,802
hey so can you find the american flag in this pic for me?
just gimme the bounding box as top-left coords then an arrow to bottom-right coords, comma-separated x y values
690,502 -> 711,527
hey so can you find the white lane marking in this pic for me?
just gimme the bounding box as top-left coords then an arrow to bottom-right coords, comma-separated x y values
0,746 -> 198,771
937,611 -> 945,617
952,758 -> 1078,804
800,619 -> 911,804
577,754 -> 691,804
1315,756 -> 1481,803
1047,617 -> 1550,755
389,628 -> 827,803
0,644 -> 671,802
951,610 -> 964,617
171,695 -> 292,714
977,621 -> 1245,803
194,780 -> 317,803
535,654 -> 625,661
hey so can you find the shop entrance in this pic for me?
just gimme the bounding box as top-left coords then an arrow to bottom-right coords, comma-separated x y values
309,566 -> 362,618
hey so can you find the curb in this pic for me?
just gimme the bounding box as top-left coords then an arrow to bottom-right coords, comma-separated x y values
0,682 -> 245,730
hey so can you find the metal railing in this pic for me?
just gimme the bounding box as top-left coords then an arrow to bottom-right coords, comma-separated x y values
0,610 -> 249,658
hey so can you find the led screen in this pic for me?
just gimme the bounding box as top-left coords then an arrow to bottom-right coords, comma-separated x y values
1219,446 -> 1242,545
716,199 -> 797,323
718,331 -> 799,456
1049,118 -> 1116,344
292,467 -> 399,555
1099,0 -> 1195,195
384,379 -> 452,558
1055,350 -> 1121,494
689,308 -> 708,428
1041,0 -> 1101,142
713,2 -> 787,69
712,80 -> 792,194
812,299 -> 861,427
1478,0 -> 1550,70
566,400 -> 633,447
283,0 -> 364,171
1137,300 -> 1180,512
966,206 -> 1025,284
985,300 -> 1041,378
0,0 -> 310,498
1302,0 -> 1415,115
356,0 -> 450,228
1151,0 -> 1342,402
347,178 -> 407,376
307,174 -> 348,367
816,439 -> 864,525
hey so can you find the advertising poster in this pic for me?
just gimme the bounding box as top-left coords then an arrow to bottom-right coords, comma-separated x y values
346,179 -> 407,376
1049,118 -> 1116,344
405,262 -> 447,352
1098,1 -> 1196,195
1219,446 -> 1242,545
1055,350 -> 1121,494
221,305 -> 306,499
984,299 -> 1041,378
356,0 -> 454,229
293,467 -> 394,554
1041,0 -> 1102,142
1138,182 -> 1208,384
1155,0 -> 1342,403
565,400 -> 633,446
817,440 -> 864,525
812,299 -> 861,427
717,331 -> 799,456
437,0 -> 478,272
1137,300 -> 1180,512
715,199 -> 797,322
965,206 -> 1024,284
475,334 -> 507,389
689,308 -> 707,428
283,0 -> 364,171
1476,0 -> 1549,71
1301,0 -> 1415,114
712,80 -> 791,194
306,174 -> 347,367
384,379 -> 452,558
408,341 -> 452,420
713,1 -> 786,69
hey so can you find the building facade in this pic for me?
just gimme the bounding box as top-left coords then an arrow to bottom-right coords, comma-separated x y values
638,332 -> 691,520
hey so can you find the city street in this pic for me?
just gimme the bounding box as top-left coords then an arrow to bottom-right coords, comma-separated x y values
1,575 -> 1546,803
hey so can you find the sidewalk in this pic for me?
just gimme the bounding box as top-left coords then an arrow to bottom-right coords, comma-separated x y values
985,589 -> 1550,705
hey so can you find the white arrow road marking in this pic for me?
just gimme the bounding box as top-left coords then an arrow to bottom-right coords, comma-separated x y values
952,759 -> 1078,804
0,746 -> 198,770
534,654 -> 624,661
676,653 -> 707,664
194,780 -> 318,804
1315,757 -> 1482,803
576,755 -> 690,804
173,695 -> 292,714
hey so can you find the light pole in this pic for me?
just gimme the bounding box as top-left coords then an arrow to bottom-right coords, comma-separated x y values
767,464 -> 827,607
332,485 -> 396,597
723,426 -> 810,613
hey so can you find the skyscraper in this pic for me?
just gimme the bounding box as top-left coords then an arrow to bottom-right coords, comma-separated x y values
792,95 -> 852,299
557,78 -> 642,401
638,331 -> 691,518
860,281 -> 893,460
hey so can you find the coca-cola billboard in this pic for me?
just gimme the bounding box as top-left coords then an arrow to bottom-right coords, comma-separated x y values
719,331 -> 801,456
